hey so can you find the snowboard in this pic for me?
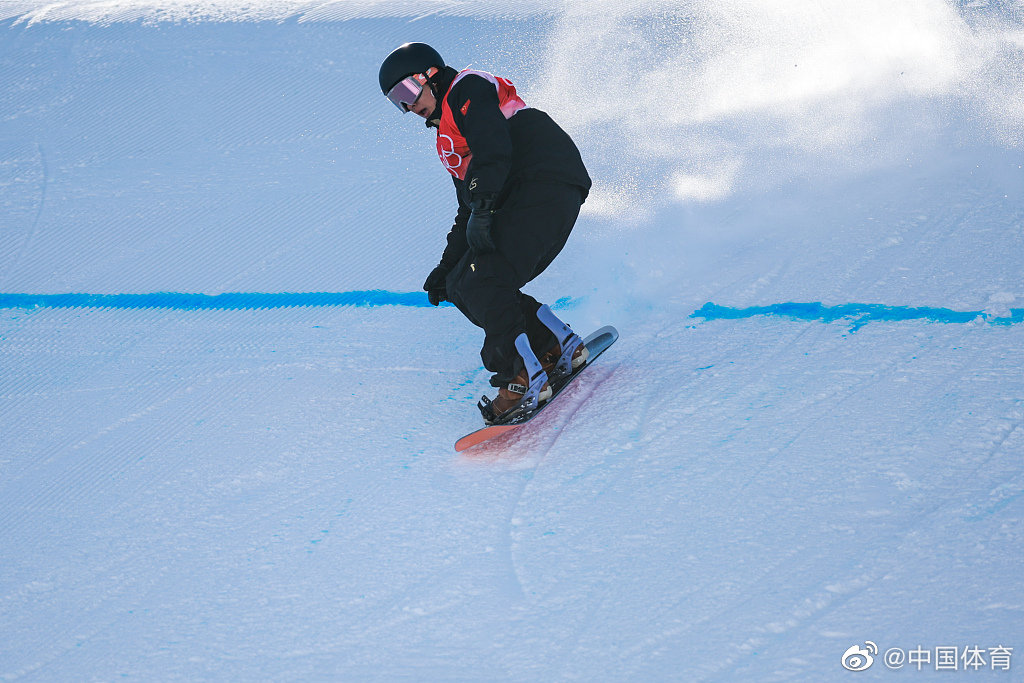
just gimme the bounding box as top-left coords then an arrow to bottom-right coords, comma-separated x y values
455,325 -> 619,452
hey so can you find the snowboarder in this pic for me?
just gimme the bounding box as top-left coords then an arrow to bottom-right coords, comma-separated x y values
379,42 -> 594,424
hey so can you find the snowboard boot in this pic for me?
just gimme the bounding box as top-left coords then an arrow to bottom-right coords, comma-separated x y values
478,333 -> 552,425
536,304 -> 589,382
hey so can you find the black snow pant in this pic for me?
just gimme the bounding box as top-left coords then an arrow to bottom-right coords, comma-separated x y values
445,181 -> 585,386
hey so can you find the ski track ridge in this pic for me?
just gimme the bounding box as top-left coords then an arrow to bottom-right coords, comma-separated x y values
505,358 -> 621,604
1,1 -> 561,24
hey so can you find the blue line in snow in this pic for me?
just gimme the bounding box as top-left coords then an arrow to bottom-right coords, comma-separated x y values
0,292 -> 578,311
0,291 -> 436,310
692,302 -> 1024,330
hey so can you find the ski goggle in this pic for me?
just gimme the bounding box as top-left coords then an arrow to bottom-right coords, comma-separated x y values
386,75 -> 425,112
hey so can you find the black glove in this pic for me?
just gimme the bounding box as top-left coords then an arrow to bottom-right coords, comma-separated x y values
466,194 -> 497,253
423,265 -> 449,306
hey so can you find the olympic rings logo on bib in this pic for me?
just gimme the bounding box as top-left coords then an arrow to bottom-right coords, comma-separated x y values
437,134 -> 463,171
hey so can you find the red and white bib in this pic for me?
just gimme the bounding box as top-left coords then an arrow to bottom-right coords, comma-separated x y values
436,69 -> 527,180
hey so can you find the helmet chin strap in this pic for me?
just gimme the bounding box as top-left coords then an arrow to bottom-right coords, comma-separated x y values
422,66 -> 444,128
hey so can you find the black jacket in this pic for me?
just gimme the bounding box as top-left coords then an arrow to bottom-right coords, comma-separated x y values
434,73 -> 592,270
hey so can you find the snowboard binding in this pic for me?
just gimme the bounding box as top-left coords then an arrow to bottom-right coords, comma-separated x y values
478,333 -> 551,426
536,304 -> 587,382
478,394 -> 534,426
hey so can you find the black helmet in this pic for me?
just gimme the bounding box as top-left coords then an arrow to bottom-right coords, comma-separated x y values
378,42 -> 445,95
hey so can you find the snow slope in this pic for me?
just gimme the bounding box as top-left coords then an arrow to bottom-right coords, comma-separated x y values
1,2 -> 1023,680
